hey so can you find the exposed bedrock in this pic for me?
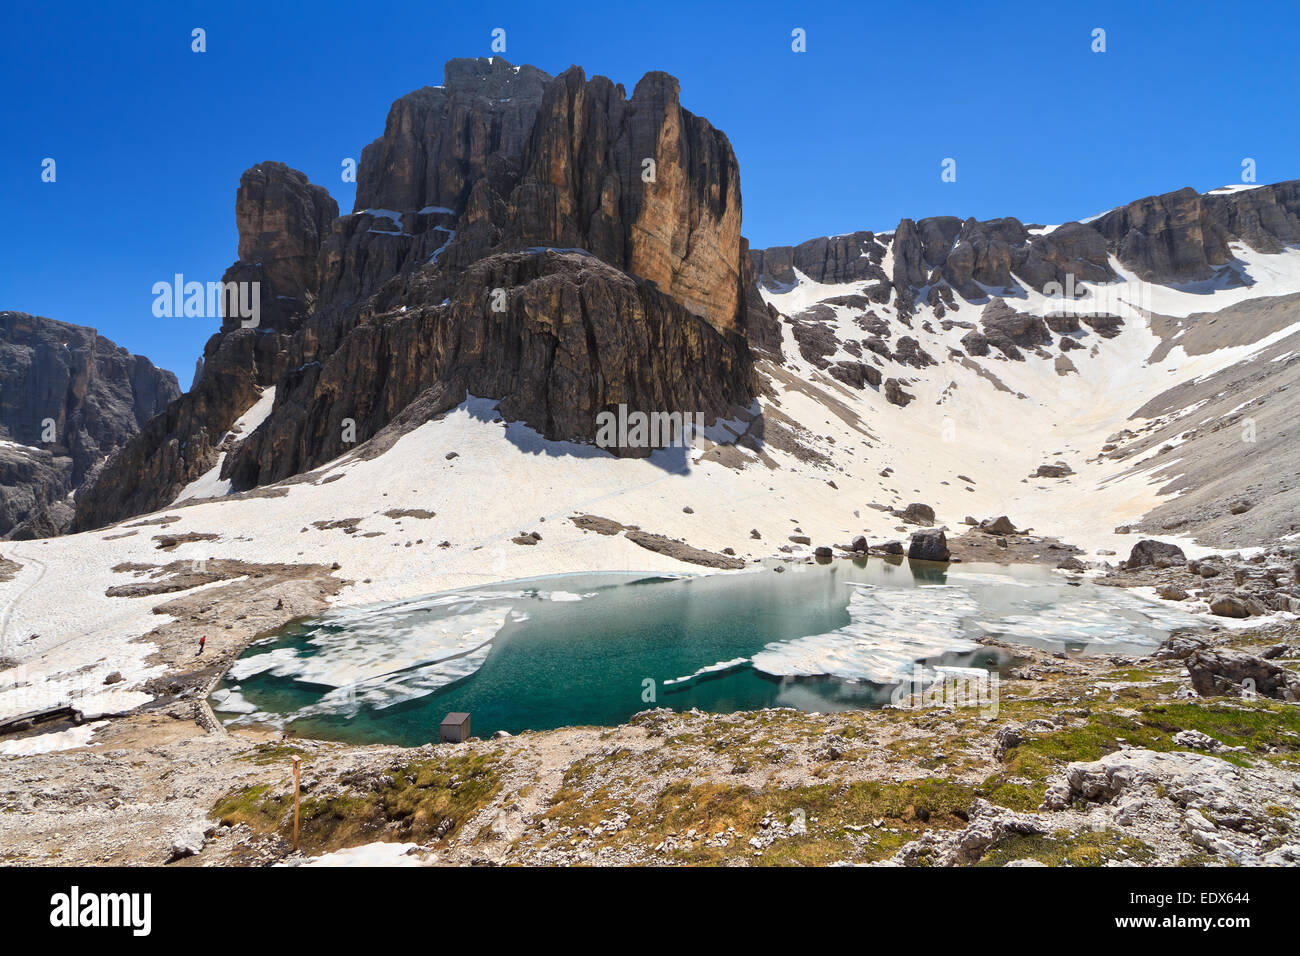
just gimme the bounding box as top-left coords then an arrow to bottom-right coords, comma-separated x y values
73,163 -> 336,531
0,311 -> 179,537
75,57 -> 775,529
222,250 -> 754,487
752,180 -> 1300,299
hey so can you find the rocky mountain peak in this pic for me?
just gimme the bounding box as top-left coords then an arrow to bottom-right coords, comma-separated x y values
73,57 -> 778,530
354,57 -> 552,215
226,161 -> 337,334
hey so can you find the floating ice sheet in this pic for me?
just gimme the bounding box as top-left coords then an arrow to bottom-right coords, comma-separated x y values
752,583 -> 982,683
664,657 -> 750,687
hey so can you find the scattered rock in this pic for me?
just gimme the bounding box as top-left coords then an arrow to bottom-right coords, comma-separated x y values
898,502 -> 936,527
980,515 -> 1017,536
1187,648 -> 1300,700
907,528 -> 950,562
1033,462 -> 1074,478
1125,539 -> 1186,569
624,531 -> 745,570
1208,594 -> 1249,618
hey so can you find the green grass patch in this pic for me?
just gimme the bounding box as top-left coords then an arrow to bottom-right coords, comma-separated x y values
211,751 -> 502,855
976,828 -> 1155,867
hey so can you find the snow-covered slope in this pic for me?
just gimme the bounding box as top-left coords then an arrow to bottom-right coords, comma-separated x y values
3,188 -> 1300,723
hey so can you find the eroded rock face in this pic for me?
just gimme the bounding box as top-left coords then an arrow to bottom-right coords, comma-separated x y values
231,161 -> 338,329
74,163 -> 336,531
0,312 -> 179,537
1203,179 -> 1300,253
507,67 -> 751,332
222,250 -> 754,486
751,231 -> 887,290
1091,187 -> 1232,282
356,60 -> 551,216
752,179 -> 1300,302
75,57 -> 773,530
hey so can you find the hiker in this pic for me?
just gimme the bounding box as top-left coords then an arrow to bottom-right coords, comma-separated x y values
197,635 -> 206,656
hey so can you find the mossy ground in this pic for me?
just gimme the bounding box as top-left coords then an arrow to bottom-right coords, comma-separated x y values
213,750 -> 502,855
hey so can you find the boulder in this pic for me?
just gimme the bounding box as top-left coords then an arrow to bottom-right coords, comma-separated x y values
1208,594 -> 1250,618
899,502 -> 935,526
978,298 -> 1051,359
907,528 -> 950,562
166,822 -> 209,862
1187,648 -> 1300,700
1033,462 -> 1074,478
980,515 -> 1017,536
883,378 -> 914,407
1125,539 -> 1187,569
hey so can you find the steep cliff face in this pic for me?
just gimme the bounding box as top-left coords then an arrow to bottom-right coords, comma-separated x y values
72,163 -> 337,530
1090,187 -> 1232,282
74,57 -> 773,530
507,68 -> 748,331
223,250 -> 754,486
0,311 -> 179,537
227,161 -> 339,334
220,59 -> 769,490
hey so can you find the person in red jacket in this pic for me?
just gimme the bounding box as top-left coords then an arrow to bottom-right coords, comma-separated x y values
197,635 -> 206,656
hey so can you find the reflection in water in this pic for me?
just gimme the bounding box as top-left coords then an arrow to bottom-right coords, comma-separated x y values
212,560 -> 1198,744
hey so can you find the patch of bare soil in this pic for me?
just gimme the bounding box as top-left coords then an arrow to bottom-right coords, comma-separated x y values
118,560 -> 349,678
624,531 -> 745,569
570,514 -> 634,535
152,532 -> 220,551
310,518 -> 362,533
949,528 -> 1085,566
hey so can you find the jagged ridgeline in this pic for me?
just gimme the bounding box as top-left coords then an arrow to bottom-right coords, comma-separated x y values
74,56 -> 781,532
752,182 -> 1300,303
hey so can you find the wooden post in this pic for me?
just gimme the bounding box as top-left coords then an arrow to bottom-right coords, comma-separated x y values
292,756 -> 302,852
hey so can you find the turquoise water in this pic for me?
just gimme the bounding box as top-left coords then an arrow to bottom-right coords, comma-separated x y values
211,559 -> 1196,745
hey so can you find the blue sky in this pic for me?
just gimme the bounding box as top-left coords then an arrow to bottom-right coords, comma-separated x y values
3,0 -> 1298,379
